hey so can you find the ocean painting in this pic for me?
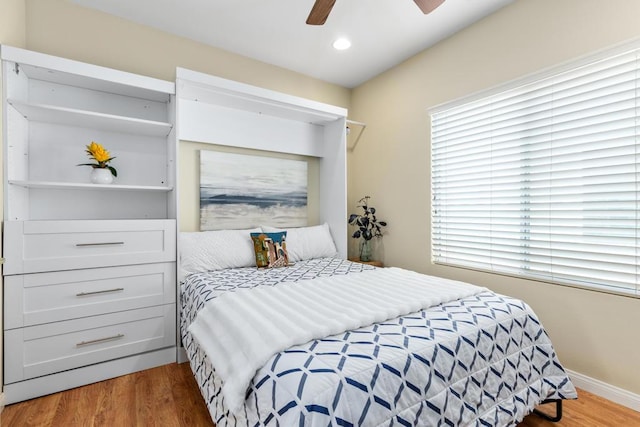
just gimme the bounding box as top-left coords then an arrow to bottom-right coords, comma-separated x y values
200,151 -> 308,230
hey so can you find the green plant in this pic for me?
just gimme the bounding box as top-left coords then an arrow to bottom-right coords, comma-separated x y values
348,196 -> 387,240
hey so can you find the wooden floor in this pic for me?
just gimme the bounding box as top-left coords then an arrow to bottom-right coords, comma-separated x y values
2,363 -> 639,426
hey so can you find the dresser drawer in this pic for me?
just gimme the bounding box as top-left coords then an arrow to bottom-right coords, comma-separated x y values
3,220 -> 176,274
4,305 -> 175,383
4,263 -> 176,329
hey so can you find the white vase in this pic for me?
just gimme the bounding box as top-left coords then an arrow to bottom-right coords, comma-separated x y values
90,168 -> 114,184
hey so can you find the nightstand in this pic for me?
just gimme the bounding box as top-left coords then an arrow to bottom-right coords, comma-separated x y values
348,258 -> 384,268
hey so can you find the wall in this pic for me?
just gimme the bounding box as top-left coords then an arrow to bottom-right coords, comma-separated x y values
0,0 -> 27,401
349,0 -> 640,394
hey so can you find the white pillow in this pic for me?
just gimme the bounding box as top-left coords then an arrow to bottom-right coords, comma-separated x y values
180,228 -> 261,277
261,223 -> 337,262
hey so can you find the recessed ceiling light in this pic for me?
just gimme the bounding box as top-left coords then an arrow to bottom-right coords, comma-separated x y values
332,38 -> 351,51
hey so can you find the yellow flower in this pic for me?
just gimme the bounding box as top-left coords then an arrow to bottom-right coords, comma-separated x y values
79,141 -> 118,177
87,141 -> 111,163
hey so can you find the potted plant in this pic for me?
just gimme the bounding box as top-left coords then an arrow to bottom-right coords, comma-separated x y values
78,141 -> 118,184
348,196 -> 387,262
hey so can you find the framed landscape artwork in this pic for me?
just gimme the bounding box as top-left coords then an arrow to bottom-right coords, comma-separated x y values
200,151 -> 308,230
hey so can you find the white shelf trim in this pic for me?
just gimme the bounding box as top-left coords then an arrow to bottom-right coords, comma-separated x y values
177,67 -> 347,125
9,180 -> 173,192
8,99 -> 173,137
1,45 -> 175,99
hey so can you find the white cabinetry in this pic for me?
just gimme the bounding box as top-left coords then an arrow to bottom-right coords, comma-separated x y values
176,68 -> 348,257
1,46 -> 177,404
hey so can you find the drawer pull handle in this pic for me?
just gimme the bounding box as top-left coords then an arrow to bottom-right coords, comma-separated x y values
76,334 -> 125,347
75,242 -> 124,247
76,288 -> 124,297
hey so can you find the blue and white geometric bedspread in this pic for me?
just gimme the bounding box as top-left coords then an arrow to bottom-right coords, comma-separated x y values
181,258 -> 576,426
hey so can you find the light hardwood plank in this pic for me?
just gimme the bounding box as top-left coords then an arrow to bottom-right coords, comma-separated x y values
1,364 -> 213,427
520,388 -> 640,427
2,363 -> 638,426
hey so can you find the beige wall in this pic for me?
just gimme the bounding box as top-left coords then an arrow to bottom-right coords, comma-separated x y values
0,0 -> 26,48
0,0 -> 27,399
349,0 -> 640,394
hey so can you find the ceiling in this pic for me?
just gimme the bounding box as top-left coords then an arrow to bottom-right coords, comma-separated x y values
71,0 -> 515,88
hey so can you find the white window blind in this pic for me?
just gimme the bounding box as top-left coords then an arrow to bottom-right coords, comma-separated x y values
431,43 -> 640,297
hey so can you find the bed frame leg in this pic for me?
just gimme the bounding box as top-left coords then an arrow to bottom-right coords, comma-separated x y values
532,399 -> 563,422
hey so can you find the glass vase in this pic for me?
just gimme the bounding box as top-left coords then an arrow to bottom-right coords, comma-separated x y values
359,239 -> 372,262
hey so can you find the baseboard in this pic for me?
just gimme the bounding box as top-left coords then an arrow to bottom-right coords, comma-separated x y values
567,369 -> 640,412
0,392 -> 5,414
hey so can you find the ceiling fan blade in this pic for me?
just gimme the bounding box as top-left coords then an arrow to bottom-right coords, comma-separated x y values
414,0 -> 445,14
306,0 -> 337,25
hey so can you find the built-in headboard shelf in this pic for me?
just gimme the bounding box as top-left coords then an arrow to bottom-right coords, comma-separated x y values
178,69 -> 345,126
176,68 -> 348,258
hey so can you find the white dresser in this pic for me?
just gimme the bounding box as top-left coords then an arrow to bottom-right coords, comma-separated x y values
1,46 -> 177,403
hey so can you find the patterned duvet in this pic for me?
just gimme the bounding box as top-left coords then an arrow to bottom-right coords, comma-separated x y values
180,258 -> 576,426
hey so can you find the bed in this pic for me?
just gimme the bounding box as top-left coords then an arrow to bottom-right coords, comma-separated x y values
179,227 -> 577,426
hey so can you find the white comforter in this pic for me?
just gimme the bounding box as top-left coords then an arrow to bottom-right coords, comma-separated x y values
188,267 -> 486,412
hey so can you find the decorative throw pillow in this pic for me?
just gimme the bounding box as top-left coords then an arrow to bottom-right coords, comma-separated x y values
250,231 -> 289,268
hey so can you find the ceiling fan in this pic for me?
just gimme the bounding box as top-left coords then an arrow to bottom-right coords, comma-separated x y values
306,0 -> 445,25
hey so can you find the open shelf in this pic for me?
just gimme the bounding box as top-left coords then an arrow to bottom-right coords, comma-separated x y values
9,180 -> 173,192
7,99 -> 173,137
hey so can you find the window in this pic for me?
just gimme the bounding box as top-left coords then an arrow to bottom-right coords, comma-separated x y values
430,42 -> 640,297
